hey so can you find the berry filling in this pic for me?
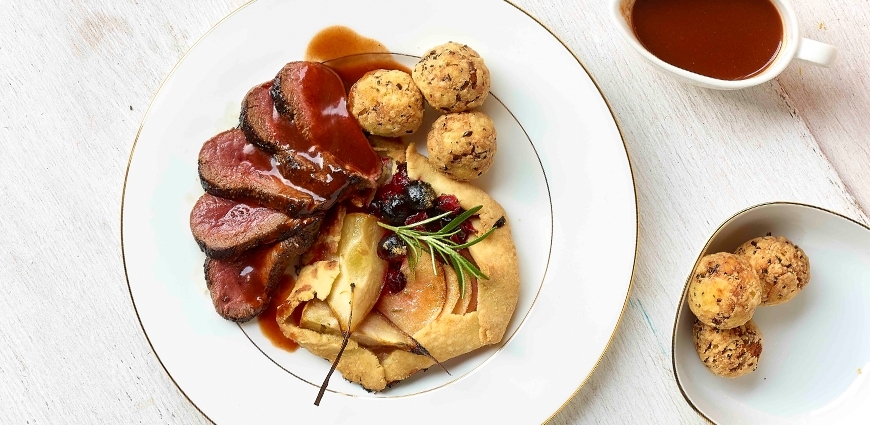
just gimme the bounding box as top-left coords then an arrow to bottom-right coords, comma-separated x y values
382,261 -> 407,294
369,161 -> 482,288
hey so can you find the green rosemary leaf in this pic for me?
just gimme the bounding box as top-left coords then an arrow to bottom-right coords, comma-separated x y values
453,226 -> 498,250
399,233 -> 421,268
440,205 -> 483,234
451,251 -> 488,280
402,210 -> 453,229
428,243 -> 438,275
456,258 -> 467,298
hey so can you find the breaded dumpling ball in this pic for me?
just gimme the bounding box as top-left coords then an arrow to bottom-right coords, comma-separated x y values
734,236 -> 810,306
693,319 -> 763,378
688,252 -> 762,329
348,69 -> 424,137
427,111 -> 497,181
412,42 -> 491,113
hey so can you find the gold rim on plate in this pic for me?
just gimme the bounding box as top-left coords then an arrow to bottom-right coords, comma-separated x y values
507,2 -> 641,424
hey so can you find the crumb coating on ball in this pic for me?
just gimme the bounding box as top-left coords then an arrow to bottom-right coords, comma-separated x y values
688,252 -> 762,329
412,42 -> 491,113
693,319 -> 763,378
348,69 -> 424,137
426,111 -> 497,181
735,236 -> 810,306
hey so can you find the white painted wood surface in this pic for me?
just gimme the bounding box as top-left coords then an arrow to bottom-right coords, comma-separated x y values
1,0 -> 867,423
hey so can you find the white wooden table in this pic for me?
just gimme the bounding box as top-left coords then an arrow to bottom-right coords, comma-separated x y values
2,0 -> 868,423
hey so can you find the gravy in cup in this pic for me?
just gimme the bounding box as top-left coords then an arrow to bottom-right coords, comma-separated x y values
631,0 -> 783,81
609,0 -> 837,90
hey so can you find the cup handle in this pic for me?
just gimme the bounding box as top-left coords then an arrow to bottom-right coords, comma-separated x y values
794,38 -> 837,67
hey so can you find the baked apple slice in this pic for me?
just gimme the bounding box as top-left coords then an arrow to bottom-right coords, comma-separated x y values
300,299 -> 340,334
325,213 -> 387,332
376,251 -> 447,335
301,299 -> 429,352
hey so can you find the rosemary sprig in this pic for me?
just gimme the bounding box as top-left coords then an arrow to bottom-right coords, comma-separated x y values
377,205 -> 497,297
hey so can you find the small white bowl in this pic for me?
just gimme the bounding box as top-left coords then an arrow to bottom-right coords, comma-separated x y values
672,202 -> 870,424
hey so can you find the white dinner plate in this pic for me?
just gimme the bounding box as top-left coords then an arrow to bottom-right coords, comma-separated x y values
673,203 -> 870,424
121,0 -> 637,423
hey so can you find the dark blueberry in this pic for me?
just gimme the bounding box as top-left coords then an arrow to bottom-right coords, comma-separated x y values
380,193 -> 411,225
437,214 -> 454,229
427,209 -> 457,231
377,233 -> 407,262
368,199 -> 383,217
405,180 -> 437,210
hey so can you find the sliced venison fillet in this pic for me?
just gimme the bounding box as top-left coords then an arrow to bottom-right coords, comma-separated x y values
195,61 -> 388,322
271,61 -> 383,180
205,229 -> 318,322
239,82 -> 355,193
202,62 -> 387,215
198,128 -> 329,215
190,193 -> 322,258
240,81 -> 306,154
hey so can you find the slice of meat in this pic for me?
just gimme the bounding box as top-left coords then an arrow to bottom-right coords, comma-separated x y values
189,193 -> 322,258
198,128 -> 328,215
271,61 -> 383,179
204,229 -> 318,322
239,82 -> 363,195
239,81 -> 306,154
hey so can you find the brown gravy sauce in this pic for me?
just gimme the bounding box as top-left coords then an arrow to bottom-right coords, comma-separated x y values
305,25 -> 390,63
306,25 -> 411,91
257,275 -> 300,352
631,0 -> 783,80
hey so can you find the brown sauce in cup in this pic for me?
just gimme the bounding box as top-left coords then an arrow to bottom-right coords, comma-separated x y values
631,0 -> 783,80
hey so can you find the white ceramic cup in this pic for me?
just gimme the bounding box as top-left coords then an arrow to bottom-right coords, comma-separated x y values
610,0 -> 837,90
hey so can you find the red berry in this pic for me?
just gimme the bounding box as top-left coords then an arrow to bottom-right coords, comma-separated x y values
383,263 -> 407,294
435,194 -> 461,213
404,211 -> 429,230
460,218 -> 476,235
447,218 -> 477,244
392,162 -> 410,189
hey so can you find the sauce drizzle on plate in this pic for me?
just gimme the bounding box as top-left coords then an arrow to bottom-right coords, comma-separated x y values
257,275 -> 300,352
306,25 -> 411,91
